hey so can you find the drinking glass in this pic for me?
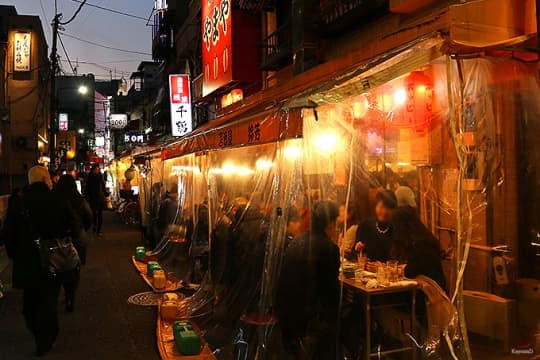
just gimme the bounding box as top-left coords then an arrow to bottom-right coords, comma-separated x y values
387,260 -> 399,282
357,255 -> 367,271
376,264 -> 387,285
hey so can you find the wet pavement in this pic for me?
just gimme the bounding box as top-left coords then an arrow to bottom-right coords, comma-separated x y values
0,212 -> 160,360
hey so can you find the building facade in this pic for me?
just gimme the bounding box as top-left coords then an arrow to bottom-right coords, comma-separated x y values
0,6 -> 50,193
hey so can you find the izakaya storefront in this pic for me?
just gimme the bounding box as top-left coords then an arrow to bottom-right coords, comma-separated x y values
132,33 -> 539,359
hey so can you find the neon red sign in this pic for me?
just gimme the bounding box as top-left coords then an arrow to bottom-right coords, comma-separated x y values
202,0 -> 232,97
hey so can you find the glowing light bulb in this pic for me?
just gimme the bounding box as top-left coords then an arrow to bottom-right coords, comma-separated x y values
284,146 -> 302,159
315,133 -> 339,152
417,85 -> 427,93
222,162 -> 236,175
237,167 -> 254,176
256,159 -> 274,170
394,88 -> 407,106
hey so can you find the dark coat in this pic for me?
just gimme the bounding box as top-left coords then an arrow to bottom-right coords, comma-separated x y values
55,190 -> 92,264
85,173 -> 106,209
351,218 -> 393,262
404,243 -> 447,291
277,230 -> 341,339
3,183 -> 70,289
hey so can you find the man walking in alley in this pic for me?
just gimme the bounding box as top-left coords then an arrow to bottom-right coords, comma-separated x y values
85,165 -> 107,236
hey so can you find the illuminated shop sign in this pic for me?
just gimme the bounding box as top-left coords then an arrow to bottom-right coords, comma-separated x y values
59,113 -> 69,131
56,131 -> 76,160
155,0 -> 168,11
169,74 -> 193,137
14,32 -> 31,72
202,0 -> 232,96
201,1 -> 261,97
109,114 -> 128,129
95,136 -> 105,147
124,133 -> 146,144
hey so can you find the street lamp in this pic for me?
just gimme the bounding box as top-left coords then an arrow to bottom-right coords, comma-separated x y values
78,128 -> 85,134
78,85 -> 89,95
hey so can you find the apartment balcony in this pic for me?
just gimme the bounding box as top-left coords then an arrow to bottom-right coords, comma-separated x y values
318,0 -> 388,34
260,22 -> 293,71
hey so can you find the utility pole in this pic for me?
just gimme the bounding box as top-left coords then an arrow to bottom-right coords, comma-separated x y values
49,14 -> 61,169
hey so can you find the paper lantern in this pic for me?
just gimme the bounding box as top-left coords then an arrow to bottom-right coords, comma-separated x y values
391,71 -> 433,130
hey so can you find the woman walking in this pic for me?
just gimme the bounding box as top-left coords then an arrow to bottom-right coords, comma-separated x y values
85,165 -> 106,236
2,166 -> 64,356
55,174 -> 92,312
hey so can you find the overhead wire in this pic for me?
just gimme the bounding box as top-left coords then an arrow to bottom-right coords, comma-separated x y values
60,0 -> 87,25
59,60 -> 132,75
70,0 -> 152,23
59,32 -> 152,56
58,33 -> 76,74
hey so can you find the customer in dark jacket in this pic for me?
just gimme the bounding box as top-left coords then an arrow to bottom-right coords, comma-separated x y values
55,174 -> 92,312
277,201 -> 341,359
2,166 -> 69,356
85,165 -> 106,235
391,206 -> 446,291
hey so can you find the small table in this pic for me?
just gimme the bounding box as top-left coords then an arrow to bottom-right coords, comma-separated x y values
340,275 -> 419,360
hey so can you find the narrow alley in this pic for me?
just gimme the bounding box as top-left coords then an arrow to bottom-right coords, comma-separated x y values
0,213 -> 160,360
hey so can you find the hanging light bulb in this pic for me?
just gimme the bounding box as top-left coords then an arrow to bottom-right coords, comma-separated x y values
394,88 -> 407,106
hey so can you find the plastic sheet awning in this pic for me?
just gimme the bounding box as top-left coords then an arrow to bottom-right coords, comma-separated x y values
161,107 -> 303,160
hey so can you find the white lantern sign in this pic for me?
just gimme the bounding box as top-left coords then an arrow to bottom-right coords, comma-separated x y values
14,32 -> 31,72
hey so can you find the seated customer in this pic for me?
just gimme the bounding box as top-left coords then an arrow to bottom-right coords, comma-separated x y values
391,206 -> 446,291
351,190 -> 397,262
277,201 -> 340,359
284,207 -> 303,249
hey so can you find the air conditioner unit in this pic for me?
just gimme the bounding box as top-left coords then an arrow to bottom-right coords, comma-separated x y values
464,290 -> 517,353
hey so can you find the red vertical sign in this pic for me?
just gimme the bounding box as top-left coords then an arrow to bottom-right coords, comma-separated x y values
202,0 -> 232,97
169,74 -> 193,137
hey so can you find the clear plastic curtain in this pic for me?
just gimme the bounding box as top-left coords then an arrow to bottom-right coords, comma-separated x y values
148,51 -> 538,359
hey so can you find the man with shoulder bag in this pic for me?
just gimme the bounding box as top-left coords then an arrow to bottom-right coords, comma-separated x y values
3,166 -> 80,357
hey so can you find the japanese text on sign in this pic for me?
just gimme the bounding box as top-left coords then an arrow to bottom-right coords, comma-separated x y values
247,122 -> 261,143
14,32 -> 31,72
59,113 -> 68,131
169,74 -> 193,137
202,0 -> 232,96
218,129 -> 233,148
124,133 -> 145,144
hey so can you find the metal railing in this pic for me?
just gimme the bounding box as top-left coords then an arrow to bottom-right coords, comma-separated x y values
260,22 -> 292,70
319,0 -> 367,25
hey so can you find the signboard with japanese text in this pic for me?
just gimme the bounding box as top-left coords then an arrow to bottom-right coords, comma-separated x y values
56,131 -> 76,159
59,113 -> 69,131
109,114 -> 128,129
124,133 -> 146,144
169,74 -> 193,137
202,0 -> 232,96
14,32 -> 31,72
162,110 -> 303,160
13,32 -> 32,72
